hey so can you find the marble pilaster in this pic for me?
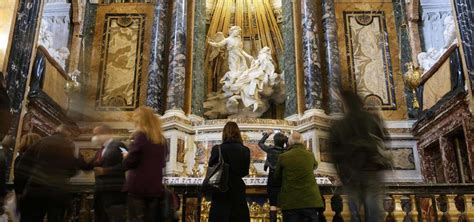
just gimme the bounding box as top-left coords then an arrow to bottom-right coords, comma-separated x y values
321,0 -> 342,114
280,0 -> 298,117
393,0 -> 417,118
301,0 -> 323,111
190,0 -> 207,116
5,0 -> 42,130
454,0 -> 474,89
165,0 -> 187,111
146,0 -> 170,114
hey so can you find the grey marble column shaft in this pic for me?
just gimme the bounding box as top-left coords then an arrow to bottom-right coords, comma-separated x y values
301,0 -> 323,110
146,0 -> 170,114
322,0 -> 343,114
280,0 -> 298,117
190,0 -> 207,116
165,0 -> 187,110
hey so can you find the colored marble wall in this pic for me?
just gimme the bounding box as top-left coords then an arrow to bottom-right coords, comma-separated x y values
0,0 -> 17,72
165,0 -> 187,111
392,0 -> 417,118
280,0 -> 297,117
5,0 -> 42,130
146,0 -> 170,114
454,0 -> 474,89
301,0 -> 323,110
191,0 -> 207,116
321,0 -> 342,114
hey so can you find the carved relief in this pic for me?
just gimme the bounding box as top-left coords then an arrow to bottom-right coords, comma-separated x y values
96,14 -> 145,110
344,11 -> 396,109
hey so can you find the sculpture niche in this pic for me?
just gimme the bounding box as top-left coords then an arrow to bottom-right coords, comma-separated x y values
204,26 -> 285,118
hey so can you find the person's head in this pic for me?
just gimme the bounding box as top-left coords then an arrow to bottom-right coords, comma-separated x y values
17,133 -> 41,153
222,121 -> 242,143
273,132 -> 288,148
132,106 -> 163,144
288,132 -> 304,146
55,124 -> 76,138
340,90 -> 364,113
91,124 -> 113,147
1,135 -> 14,155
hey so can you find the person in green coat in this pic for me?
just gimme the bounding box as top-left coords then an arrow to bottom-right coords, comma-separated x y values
274,132 -> 323,222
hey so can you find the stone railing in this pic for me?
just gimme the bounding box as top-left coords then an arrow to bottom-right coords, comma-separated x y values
64,183 -> 474,221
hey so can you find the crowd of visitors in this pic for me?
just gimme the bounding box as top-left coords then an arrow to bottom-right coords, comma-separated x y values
0,87 -> 390,222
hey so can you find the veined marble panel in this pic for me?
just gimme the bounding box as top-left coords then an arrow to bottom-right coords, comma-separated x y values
97,15 -> 145,110
344,12 -> 396,109
335,2 -> 407,120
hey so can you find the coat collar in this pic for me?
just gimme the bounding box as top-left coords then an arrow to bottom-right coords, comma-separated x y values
288,143 -> 305,150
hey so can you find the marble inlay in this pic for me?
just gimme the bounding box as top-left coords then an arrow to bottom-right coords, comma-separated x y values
166,0 -> 187,110
344,12 -> 397,109
96,15 -> 145,110
280,0 -> 297,117
301,0 -> 323,110
454,0 -> 474,88
322,0 -> 343,114
146,0 -> 170,114
195,140 -> 267,164
191,0 -> 207,116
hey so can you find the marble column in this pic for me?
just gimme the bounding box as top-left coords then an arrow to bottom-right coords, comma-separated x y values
301,0 -> 323,111
280,0 -> 298,117
5,0 -> 42,132
190,0 -> 207,116
147,0 -> 170,114
454,0 -> 474,89
165,0 -> 187,112
393,0 -> 416,118
321,0 -> 342,114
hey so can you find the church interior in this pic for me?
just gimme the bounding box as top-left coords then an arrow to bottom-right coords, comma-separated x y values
0,0 -> 474,220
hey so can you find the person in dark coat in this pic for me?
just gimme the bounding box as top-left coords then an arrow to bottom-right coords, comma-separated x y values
83,124 -> 127,222
258,130 -> 287,222
329,90 -> 390,222
14,133 -> 41,196
208,121 -> 251,222
123,107 -> 169,222
19,125 -> 85,222
275,132 -> 323,222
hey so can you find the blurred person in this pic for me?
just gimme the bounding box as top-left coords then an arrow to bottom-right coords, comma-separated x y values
122,107 -> 168,221
275,132 -> 323,222
208,121 -> 250,222
329,90 -> 391,222
83,124 -> 127,222
14,133 -> 41,196
19,124 -> 85,222
258,130 -> 287,222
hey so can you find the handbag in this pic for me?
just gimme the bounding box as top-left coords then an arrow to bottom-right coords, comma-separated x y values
202,145 -> 229,193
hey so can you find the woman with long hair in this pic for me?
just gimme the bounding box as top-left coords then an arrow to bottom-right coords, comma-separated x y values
208,121 -> 251,222
123,107 -> 168,221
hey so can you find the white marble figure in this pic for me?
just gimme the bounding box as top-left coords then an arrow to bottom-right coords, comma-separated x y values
38,19 -> 70,70
443,15 -> 457,48
204,30 -> 285,118
417,16 -> 458,73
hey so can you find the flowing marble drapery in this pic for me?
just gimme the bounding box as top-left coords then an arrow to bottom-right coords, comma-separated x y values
454,0 -> 474,89
191,0 -> 207,116
301,0 -> 323,111
280,0 -> 298,117
147,0 -> 170,114
165,0 -> 187,111
321,0 -> 342,114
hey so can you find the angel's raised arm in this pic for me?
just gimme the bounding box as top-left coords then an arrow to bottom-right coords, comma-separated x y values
208,37 -> 227,48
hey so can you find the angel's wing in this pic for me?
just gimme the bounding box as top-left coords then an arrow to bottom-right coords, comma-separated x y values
208,32 -> 226,61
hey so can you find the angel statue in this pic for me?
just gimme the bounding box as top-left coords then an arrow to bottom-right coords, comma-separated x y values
208,26 -> 254,94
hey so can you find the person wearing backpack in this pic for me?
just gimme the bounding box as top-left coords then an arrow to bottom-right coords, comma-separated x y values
329,90 -> 392,222
207,121 -> 250,222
